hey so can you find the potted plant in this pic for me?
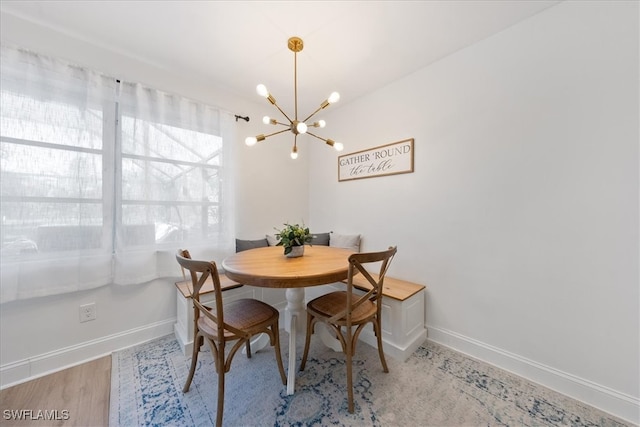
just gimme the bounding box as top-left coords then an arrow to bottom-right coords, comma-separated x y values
275,223 -> 313,257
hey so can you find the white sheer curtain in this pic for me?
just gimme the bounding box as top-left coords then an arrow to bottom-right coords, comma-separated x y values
0,46 -> 235,302
113,81 -> 235,284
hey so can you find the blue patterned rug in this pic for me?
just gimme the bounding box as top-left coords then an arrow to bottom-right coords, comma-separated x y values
110,334 -> 631,426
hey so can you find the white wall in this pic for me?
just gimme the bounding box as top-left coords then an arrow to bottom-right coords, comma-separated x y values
309,1 -> 639,423
0,12 -> 306,385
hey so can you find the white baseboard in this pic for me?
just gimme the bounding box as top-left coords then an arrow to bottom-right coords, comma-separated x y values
428,326 -> 640,425
174,322 -> 193,356
358,327 -> 427,362
0,318 -> 175,390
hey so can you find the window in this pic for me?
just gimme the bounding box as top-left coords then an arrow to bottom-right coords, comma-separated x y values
0,46 -> 234,302
1,93 -> 107,256
118,92 -> 225,248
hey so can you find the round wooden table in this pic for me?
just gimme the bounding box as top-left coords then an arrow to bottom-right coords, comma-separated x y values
222,245 -> 354,394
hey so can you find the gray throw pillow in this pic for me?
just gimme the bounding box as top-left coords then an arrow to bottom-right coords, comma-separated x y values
309,232 -> 330,246
235,238 -> 269,252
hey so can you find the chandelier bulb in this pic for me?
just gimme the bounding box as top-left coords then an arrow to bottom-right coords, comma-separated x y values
328,92 -> 340,104
291,145 -> 298,159
296,122 -> 308,134
245,136 -> 257,146
334,142 -> 344,152
262,116 -> 271,125
313,120 -> 326,128
256,84 -> 269,98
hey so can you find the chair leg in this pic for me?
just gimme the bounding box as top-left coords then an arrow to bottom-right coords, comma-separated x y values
374,318 -> 389,373
299,313 -> 314,371
346,340 -> 354,413
183,333 -> 201,393
271,323 -> 287,385
215,360 -> 225,427
245,339 -> 252,359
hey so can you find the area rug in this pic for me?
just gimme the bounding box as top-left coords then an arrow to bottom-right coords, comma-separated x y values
110,333 -> 632,427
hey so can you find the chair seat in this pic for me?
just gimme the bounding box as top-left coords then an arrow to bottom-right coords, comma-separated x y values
199,298 -> 279,339
307,291 -> 376,324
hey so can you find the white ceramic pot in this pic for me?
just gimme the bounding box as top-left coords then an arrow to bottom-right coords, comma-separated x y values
286,245 -> 305,258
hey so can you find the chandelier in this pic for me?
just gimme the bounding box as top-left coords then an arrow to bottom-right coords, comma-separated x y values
245,36 -> 343,159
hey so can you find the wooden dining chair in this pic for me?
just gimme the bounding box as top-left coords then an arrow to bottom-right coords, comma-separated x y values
299,246 -> 397,413
176,249 -> 286,427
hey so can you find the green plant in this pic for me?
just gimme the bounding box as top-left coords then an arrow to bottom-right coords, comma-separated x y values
275,223 -> 313,255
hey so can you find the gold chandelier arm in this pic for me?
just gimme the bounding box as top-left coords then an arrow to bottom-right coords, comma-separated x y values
305,131 -> 329,143
262,117 -> 290,127
269,97 -> 294,124
301,105 -> 324,124
290,134 -> 299,159
306,131 -> 342,151
262,128 -> 291,140
302,93 -> 337,123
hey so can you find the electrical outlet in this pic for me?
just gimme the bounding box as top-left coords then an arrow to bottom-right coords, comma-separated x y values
79,303 -> 96,323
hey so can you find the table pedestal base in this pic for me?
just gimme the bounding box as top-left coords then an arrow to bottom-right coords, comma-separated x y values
318,324 -> 343,352
241,287 -> 343,395
284,288 -> 305,394
246,288 -> 310,394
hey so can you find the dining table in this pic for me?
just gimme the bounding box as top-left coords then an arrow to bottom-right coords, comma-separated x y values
222,244 -> 355,394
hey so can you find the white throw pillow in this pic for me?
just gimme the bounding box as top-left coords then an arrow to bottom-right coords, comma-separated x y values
266,234 -> 279,246
329,233 -> 361,252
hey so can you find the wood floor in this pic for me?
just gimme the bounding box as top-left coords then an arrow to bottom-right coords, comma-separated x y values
0,356 -> 111,427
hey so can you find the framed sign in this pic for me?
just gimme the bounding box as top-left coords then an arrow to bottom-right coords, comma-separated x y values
338,138 -> 414,182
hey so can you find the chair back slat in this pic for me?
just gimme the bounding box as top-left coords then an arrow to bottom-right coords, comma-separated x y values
176,249 -> 226,336
343,246 -> 397,323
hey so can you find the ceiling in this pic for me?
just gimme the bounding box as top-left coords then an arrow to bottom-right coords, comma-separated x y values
0,1 -> 560,115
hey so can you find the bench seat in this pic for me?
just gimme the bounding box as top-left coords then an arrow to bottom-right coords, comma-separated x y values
345,272 -> 425,301
175,273 -> 244,298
